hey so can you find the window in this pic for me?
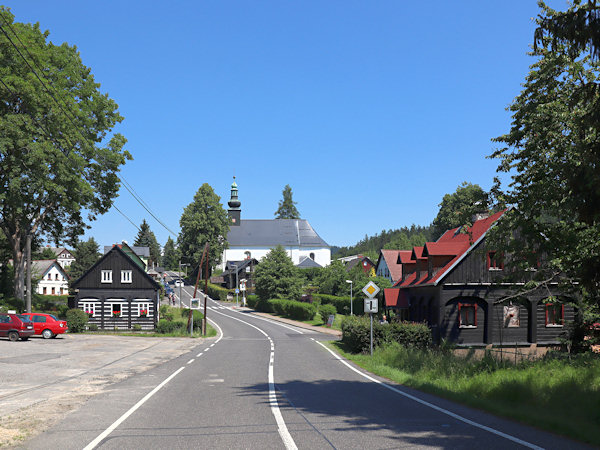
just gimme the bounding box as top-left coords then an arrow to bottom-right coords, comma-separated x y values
487,251 -> 504,270
42,287 -> 47,294
51,287 -> 55,295
137,302 -> 151,317
55,273 -> 59,280
309,253 -> 315,260
47,273 -> 52,280
545,303 -> 564,327
111,303 -> 122,318
82,302 -> 96,317
121,270 -> 132,283
101,270 -> 112,283
33,315 -> 47,323
503,304 -> 520,327
458,302 -> 477,328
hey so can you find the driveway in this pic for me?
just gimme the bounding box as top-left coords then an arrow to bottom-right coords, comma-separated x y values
0,333 -> 205,447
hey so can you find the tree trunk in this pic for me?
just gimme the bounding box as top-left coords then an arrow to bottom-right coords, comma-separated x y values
10,235 -> 25,303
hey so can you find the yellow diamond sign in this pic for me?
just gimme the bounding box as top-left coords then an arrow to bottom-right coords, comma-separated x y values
362,281 -> 380,298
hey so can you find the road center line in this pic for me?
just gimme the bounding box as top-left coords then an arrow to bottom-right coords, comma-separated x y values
313,339 -> 543,450
209,308 -> 298,450
83,366 -> 186,450
187,359 -> 195,364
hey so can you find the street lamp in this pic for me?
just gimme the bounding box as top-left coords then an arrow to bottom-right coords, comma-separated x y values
346,280 -> 353,316
231,264 -> 239,308
178,262 -> 189,309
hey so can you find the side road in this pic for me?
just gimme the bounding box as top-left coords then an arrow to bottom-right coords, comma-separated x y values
236,306 -> 342,337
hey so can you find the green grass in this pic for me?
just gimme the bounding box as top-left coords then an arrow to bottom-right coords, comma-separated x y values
329,341 -> 600,446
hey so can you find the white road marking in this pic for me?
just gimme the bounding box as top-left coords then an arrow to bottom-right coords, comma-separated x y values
210,307 -> 298,450
204,348 -> 210,351
314,339 -> 543,450
187,359 -> 195,364
197,352 -> 203,357
83,366 -> 186,450
230,307 -> 305,334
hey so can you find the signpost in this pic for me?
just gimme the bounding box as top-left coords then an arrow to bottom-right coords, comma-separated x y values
362,281 -> 380,356
240,279 -> 247,307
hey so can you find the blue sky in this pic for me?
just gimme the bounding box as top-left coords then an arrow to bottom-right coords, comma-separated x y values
7,1 -> 566,249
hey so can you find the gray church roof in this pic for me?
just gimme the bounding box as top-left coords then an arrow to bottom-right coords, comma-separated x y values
227,219 -> 329,248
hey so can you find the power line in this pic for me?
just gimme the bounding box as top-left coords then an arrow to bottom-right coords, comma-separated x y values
0,12 -> 178,238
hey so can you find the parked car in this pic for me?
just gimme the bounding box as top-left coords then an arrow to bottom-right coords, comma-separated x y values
21,313 -> 68,339
0,313 -> 35,341
174,280 -> 184,287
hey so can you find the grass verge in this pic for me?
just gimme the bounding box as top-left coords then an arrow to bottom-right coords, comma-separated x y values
327,340 -> 600,446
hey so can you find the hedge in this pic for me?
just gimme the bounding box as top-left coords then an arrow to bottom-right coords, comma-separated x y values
205,282 -> 233,301
157,319 -> 185,334
313,293 -> 364,315
246,295 -> 259,308
341,316 -> 432,353
252,298 -> 317,321
319,303 -> 337,323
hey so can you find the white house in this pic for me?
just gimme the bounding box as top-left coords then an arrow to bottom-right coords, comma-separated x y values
48,247 -> 75,268
220,180 -> 331,270
32,260 -> 69,296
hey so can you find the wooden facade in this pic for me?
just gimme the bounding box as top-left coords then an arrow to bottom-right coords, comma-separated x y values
71,246 -> 160,330
388,212 -> 575,347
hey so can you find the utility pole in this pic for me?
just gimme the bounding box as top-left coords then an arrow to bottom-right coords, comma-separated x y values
26,234 -> 32,313
178,261 -> 182,309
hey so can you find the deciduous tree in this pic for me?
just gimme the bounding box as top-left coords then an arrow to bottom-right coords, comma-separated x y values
274,185 -> 300,219
178,184 -> 229,269
490,1 -> 600,310
0,9 -> 130,302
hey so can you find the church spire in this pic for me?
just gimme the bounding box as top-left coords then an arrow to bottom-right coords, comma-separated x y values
227,177 -> 241,225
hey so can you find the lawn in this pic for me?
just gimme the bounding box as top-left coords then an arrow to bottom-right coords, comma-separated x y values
329,341 -> 600,446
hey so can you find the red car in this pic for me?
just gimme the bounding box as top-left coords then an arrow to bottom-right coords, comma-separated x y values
0,313 -> 35,341
21,313 -> 68,339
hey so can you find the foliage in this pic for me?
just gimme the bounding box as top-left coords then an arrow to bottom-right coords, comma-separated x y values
88,323 -> 99,331
162,236 -> 179,270
178,183 -> 229,270
205,282 -> 231,301
33,247 -> 58,260
431,182 -> 489,240
333,224 -> 433,259
68,237 -> 101,283
315,260 -> 348,296
489,0 -> 600,311
253,245 -> 304,301
0,9 -> 131,302
132,324 -> 141,332
319,303 -> 337,323
341,316 -> 432,353
66,308 -> 89,333
246,294 -> 258,308
156,319 -> 185,334
268,298 -> 317,320
134,219 -> 161,267
274,184 -> 300,219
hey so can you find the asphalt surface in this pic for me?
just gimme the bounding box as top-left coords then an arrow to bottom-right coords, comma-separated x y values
18,290 -> 592,450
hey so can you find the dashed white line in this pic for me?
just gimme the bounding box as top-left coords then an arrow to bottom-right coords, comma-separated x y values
197,352 -> 203,357
187,359 -> 195,364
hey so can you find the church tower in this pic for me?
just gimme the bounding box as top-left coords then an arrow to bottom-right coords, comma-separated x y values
227,177 -> 241,226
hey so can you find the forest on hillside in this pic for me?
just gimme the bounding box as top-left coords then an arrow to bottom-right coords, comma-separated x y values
332,224 -> 434,261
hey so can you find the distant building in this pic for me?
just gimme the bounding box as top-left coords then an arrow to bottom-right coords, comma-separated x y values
104,243 -> 149,271
220,179 -> 331,269
47,247 -> 75,269
32,260 -> 69,295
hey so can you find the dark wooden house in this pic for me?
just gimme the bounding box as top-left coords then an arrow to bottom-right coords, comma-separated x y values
385,211 -> 575,347
71,245 -> 161,330
222,258 -> 259,290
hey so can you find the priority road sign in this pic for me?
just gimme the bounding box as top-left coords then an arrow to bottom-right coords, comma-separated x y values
362,281 -> 380,298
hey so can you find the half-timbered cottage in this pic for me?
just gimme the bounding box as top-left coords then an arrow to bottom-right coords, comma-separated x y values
385,211 -> 575,347
71,245 -> 160,330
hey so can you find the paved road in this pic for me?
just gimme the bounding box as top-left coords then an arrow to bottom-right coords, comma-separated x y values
21,293 -> 590,449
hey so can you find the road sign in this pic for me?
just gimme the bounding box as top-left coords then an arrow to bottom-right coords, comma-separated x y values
235,288 -> 240,294
362,281 -> 380,298
364,298 -> 378,313
240,279 -> 246,292
191,298 -> 201,309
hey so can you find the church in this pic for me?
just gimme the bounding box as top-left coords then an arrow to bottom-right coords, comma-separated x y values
219,180 -> 331,270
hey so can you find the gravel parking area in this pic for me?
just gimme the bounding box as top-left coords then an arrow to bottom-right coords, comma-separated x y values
0,333 -> 206,447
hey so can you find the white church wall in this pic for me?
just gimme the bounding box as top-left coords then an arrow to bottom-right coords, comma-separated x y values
221,246 -> 331,270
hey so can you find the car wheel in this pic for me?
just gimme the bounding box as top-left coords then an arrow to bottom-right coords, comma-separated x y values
8,331 -> 18,342
42,329 -> 54,339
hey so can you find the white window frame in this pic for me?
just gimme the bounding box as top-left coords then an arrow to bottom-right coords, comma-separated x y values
101,270 -> 113,283
121,270 -> 132,283
108,302 -> 124,318
81,302 -> 97,317
136,302 -> 152,318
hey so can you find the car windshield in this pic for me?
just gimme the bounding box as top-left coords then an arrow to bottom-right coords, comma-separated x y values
17,315 -> 31,322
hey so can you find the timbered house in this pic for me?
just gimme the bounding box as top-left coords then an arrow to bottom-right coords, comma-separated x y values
71,245 -> 160,330
385,211 -> 575,347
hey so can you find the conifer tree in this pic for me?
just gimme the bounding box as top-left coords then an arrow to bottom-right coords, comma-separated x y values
274,185 -> 300,219
134,220 -> 161,267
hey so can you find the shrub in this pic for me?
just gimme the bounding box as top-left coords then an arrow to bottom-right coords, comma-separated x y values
314,293 -> 362,315
66,308 -> 89,333
341,316 -> 432,353
182,309 -> 205,330
88,323 -> 98,332
319,303 -> 337,323
246,295 -> 259,308
268,299 -> 316,321
205,282 -> 232,301
133,324 -> 142,331
156,319 -> 184,334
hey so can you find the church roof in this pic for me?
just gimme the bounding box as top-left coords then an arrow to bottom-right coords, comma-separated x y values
227,219 -> 329,248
